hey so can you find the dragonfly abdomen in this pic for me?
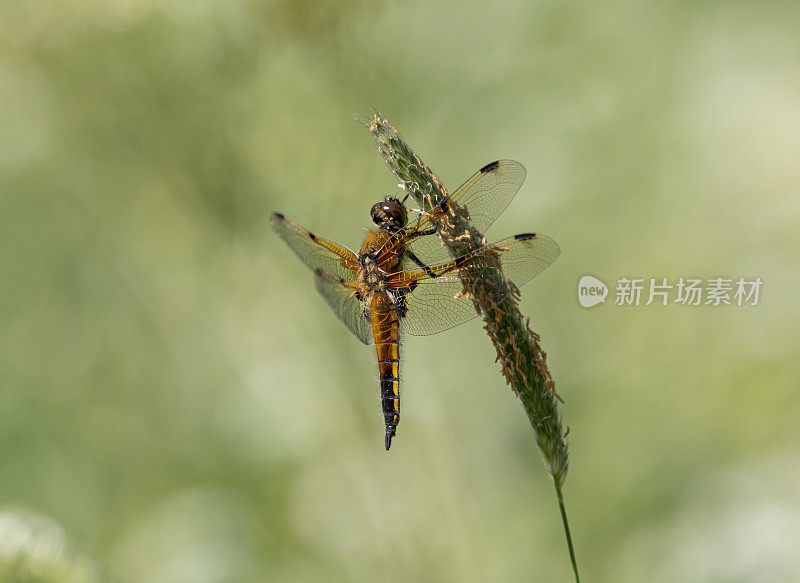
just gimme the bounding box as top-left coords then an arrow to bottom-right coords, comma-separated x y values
371,292 -> 401,450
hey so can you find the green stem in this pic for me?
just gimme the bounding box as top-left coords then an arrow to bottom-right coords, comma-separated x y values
554,478 -> 580,583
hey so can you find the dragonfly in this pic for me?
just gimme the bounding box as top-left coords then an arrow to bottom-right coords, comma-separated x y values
270,160 -> 560,450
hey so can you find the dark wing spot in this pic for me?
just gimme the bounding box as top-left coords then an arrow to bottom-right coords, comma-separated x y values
479,160 -> 500,173
273,212 -> 284,219
393,290 -> 408,318
394,281 -> 419,295
313,267 -> 323,276
308,232 -> 317,241
514,232 -> 537,240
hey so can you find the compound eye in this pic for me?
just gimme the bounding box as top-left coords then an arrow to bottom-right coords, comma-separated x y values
370,202 -> 386,226
370,199 -> 408,228
381,199 -> 407,227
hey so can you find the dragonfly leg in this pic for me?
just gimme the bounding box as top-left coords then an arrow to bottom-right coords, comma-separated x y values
405,249 -> 438,279
405,227 -> 437,241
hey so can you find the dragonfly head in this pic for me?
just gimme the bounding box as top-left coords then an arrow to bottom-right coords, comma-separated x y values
370,197 -> 408,232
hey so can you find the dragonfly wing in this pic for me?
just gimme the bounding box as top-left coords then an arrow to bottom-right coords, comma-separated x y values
382,160 -> 528,267
270,212 -> 360,281
441,159 -> 527,233
390,232 -> 560,337
396,276 -> 485,336
482,232 -> 561,289
406,159 -> 526,232
314,268 -> 372,345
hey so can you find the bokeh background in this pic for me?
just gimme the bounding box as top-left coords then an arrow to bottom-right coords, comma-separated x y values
2,1 -> 799,581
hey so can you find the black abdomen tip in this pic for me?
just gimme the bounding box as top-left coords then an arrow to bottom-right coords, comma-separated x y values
385,425 -> 397,450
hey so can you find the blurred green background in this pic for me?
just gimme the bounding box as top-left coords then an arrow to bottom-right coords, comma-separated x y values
2,1 -> 799,581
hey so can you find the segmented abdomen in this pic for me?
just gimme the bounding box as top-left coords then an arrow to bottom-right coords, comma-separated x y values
370,292 -> 400,450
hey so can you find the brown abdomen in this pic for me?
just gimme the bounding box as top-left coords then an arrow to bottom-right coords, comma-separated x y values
370,292 -> 400,450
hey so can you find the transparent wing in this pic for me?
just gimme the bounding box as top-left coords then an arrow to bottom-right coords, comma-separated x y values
434,159 -> 526,233
314,268 -> 372,344
395,278 -> 485,336
270,212 -> 359,281
388,233 -> 560,336
380,160 -> 527,267
398,228 -> 455,274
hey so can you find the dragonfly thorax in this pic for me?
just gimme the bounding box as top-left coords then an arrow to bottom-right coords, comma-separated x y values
359,261 -> 387,291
